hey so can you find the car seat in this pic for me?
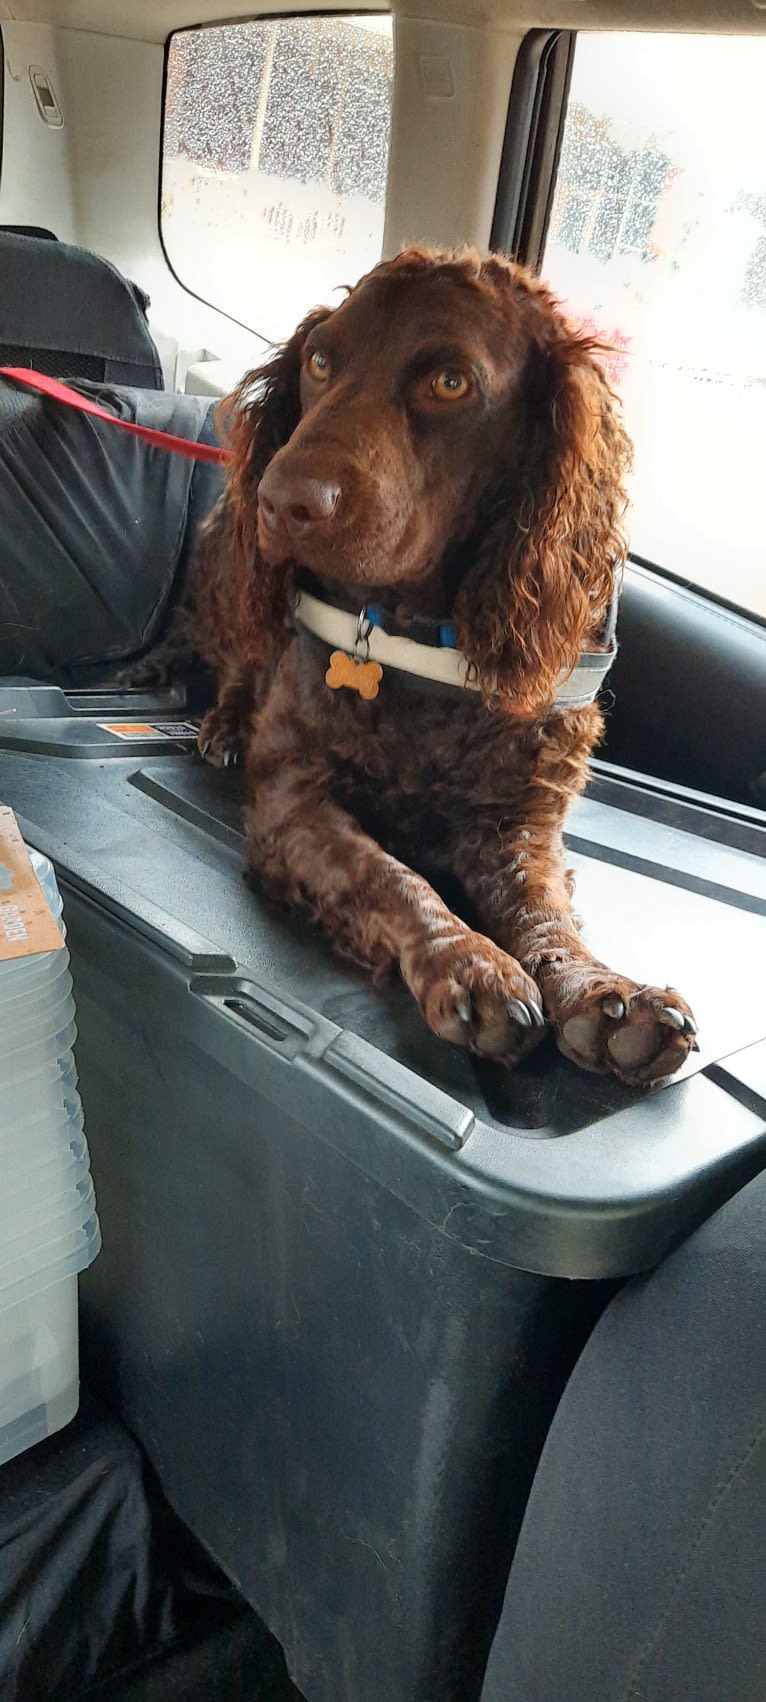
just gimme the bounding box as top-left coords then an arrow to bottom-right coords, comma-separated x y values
0,230 -> 163,387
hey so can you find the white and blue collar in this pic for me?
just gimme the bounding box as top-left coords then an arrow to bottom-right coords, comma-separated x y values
293,587 -> 618,709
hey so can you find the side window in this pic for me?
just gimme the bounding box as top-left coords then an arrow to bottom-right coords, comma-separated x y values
162,16 -> 393,341
542,32 -> 766,616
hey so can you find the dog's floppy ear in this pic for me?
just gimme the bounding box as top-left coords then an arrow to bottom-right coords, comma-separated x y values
221,304 -> 333,502
455,269 -> 632,718
214,306 -> 333,659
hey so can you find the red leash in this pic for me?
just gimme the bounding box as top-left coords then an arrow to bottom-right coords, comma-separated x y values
0,367 -> 233,466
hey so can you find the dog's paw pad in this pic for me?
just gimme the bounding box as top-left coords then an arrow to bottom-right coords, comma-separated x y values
557,985 -> 697,1086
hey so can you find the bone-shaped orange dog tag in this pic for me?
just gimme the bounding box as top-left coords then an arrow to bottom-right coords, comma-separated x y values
326,650 -> 383,701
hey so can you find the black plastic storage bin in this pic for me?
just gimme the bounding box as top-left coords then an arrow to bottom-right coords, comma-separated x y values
1,691 -> 766,1702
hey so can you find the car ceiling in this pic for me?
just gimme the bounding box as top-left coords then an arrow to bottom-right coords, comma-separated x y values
0,0 -> 762,42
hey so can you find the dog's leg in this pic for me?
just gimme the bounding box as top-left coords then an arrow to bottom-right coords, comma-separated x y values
456,823 -> 697,1086
198,667 -> 254,769
246,762 -> 545,1063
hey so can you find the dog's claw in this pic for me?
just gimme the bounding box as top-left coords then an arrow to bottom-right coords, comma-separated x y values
198,739 -> 210,758
528,1000 -> 546,1029
602,995 -> 625,1019
691,1037 -> 700,1052
507,998 -> 532,1029
659,1005 -> 686,1031
455,994 -> 472,1024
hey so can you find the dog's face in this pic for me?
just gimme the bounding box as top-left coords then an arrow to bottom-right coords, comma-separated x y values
256,268 -> 532,589
229,248 -> 630,714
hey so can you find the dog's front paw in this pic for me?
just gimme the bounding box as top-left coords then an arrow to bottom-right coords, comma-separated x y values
552,978 -> 697,1086
408,930 -> 547,1064
197,705 -> 242,770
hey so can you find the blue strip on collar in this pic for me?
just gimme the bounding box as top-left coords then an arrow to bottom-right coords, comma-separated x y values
367,604 -> 456,649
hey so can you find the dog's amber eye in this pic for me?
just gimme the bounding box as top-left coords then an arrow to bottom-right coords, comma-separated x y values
307,350 -> 330,383
430,370 -> 470,401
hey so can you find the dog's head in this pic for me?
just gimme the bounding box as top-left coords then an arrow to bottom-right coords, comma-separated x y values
223,246 -> 631,713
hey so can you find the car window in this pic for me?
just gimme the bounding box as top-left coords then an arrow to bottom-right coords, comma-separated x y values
542,32 -> 766,616
161,16 -> 393,343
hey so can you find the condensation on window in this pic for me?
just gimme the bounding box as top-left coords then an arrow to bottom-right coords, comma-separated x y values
162,17 -> 393,341
543,33 -> 766,616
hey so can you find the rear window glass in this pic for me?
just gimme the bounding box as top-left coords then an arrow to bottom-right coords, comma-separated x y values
161,16 -> 393,342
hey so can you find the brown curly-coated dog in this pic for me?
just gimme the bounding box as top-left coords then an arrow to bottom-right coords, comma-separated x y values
193,246 -> 697,1085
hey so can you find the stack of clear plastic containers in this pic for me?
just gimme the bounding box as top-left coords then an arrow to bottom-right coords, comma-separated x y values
0,850 -> 101,1466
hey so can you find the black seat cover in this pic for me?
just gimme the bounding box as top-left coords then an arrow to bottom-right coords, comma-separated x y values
0,378 -> 223,679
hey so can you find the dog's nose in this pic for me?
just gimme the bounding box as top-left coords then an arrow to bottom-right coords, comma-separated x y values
258,465 -> 340,533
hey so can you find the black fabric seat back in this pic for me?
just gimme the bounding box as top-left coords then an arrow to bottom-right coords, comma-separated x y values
0,378 -> 223,679
0,223 -> 57,239
0,231 -> 163,387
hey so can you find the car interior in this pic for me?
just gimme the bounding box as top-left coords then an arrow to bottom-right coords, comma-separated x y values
0,0 -> 765,1697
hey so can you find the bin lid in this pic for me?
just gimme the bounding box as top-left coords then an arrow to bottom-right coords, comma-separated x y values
2,743 -> 765,1278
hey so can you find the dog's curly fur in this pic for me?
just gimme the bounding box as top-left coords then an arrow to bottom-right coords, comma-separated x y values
191,246 -> 696,1083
